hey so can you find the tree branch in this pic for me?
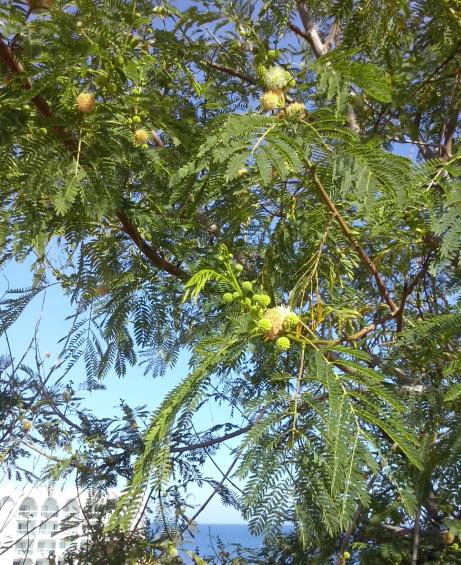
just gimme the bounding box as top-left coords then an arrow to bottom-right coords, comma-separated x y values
291,4 -> 360,132
308,166 -> 398,314
293,4 -> 326,58
440,73 -> 460,161
202,58 -> 295,104
0,36 -> 185,280
0,37 -> 77,153
410,40 -> 461,99
117,210 -> 187,279
202,58 -> 257,85
171,422 -> 253,454
396,252 -> 434,331
181,451 -> 241,532
411,506 -> 422,565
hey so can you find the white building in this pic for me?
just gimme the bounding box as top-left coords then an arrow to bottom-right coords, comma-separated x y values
0,485 -> 89,565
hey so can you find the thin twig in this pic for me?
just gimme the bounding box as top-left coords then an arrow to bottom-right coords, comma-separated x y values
181,451 -> 241,533
307,165 -> 398,314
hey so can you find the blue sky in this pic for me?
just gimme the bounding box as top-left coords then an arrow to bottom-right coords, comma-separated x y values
0,256 -> 245,523
1,0 -> 417,528
1,0 -> 281,527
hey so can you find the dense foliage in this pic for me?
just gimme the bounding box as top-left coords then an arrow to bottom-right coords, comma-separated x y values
1,0 -> 461,563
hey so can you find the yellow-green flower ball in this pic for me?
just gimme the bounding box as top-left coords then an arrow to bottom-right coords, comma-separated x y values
276,336 -> 291,351
134,128 -> 149,145
260,90 -> 283,111
257,318 -> 272,332
284,312 -> 300,327
253,294 -> 271,307
285,102 -> 305,117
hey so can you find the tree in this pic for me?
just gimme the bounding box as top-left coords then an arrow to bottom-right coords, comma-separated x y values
1,0 -> 461,563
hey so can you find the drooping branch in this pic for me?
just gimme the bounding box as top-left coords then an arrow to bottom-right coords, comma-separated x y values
335,477 -> 378,564
117,211 -> 187,279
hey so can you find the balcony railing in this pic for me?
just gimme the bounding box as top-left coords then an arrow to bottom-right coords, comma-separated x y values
41,510 -> 57,518
15,544 -> 31,553
17,528 -> 35,535
37,545 -> 56,552
39,524 -> 59,536
18,510 -> 37,517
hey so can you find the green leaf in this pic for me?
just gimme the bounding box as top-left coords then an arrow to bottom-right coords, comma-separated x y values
445,382 -> 461,402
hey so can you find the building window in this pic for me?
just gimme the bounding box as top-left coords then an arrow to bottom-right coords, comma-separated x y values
18,497 -> 37,519
41,496 -> 59,519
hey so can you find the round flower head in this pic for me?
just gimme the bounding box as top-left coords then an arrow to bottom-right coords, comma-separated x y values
257,318 -> 272,332
283,311 -> 300,328
133,128 -> 149,145
76,92 -> 95,113
241,281 -> 253,292
22,419 -> 32,432
263,306 -> 295,339
343,552 -> 351,560
285,102 -> 305,118
260,90 -> 283,111
276,336 -> 291,351
222,292 -> 234,304
264,65 -> 290,90
253,294 -> 271,307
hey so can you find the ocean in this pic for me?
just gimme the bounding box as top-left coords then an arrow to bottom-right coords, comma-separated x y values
180,523 -> 263,562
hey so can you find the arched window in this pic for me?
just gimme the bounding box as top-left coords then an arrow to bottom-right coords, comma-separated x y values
41,496 -> 58,518
18,497 -> 37,519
